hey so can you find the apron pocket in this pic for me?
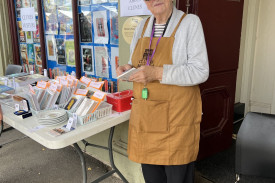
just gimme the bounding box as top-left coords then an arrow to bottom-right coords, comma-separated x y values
139,100 -> 169,133
130,99 -> 169,133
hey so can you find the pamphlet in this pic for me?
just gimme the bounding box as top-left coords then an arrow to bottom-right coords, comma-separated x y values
48,125 -> 75,137
93,10 -> 109,44
56,38 -> 66,65
33,19 -> 40,43
94,46 -> 109,78
110,11 -> 119,45
46,35 -> 57,61
79,12 -> 92,42
34,44 -> 42,66
81,45 -> 94,75
18,21 -> 26,42
20,44 -> 28,65
65,40 -> 76,67
117,68 -> 139,81
27,44 -> 35,64
110,47 -> 119,79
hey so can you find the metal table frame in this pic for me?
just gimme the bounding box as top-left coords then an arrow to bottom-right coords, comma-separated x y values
73,126 -> 128,183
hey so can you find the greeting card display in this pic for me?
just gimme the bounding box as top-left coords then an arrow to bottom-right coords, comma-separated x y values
94,46 -> 109,78
79,12 -> 92,42
81,46 -> 94,75
93,10 -> 108,44
56,38 -> 66,65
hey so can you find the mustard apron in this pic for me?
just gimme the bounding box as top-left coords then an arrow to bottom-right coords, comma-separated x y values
128,14 -> 202,165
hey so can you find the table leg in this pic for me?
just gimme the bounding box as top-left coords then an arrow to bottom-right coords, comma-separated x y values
0,104 -> 3,137
108,127 -> 128,183
73,143 -> 87,183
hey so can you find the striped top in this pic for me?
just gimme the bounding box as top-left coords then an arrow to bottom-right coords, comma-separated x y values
154,23 -> 166,37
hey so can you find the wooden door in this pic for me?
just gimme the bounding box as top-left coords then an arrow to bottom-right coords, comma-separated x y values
177,0 -> 244,159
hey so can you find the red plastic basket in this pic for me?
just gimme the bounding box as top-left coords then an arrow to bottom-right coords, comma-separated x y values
106,90 -> 133,112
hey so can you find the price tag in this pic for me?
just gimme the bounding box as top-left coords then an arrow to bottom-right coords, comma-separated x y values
93,91 -> 106,100
80,76 -> 91,85
66,117 -> 74,131
75,89 -> 88,96
89,82 -> 104,89
37,81 -> 47,89
30,71 -> 34,75
60,79 -> 69,86
49,84 -> 57,92
53,105 -> 59,110
15,104 -> 20,112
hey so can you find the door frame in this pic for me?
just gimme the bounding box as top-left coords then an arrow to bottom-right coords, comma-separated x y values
239,0 -> 260,113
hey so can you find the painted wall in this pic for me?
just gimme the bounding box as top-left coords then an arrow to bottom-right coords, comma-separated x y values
239,0 -> 275,114
0,0 -> 13,76
249,0 -> 275,113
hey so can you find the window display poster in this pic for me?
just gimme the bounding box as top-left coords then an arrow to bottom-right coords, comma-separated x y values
26,31 -> 33,43
45,6 -> 58,35
79,0 -> 91,6
79,12 -> 92,42
65,40 -> 76,67
94,46 -> 109,78
18,21 -> 26,42
20,44 -> 28,65
93,10 -> 109,44
46,35 -> 57,61
56,38 -> 66,65
110,47 -> 119,79
34,44 -> 42,66
58,7 -> 74,35
110,11 -> 118,45
22,0 -> 31,8
16,0 -> 22,8
120,0 -> 151,17
33,19 -> 40,43
81,45 -> 94,75
92,0 -> 108,4
27,44 -> 35,64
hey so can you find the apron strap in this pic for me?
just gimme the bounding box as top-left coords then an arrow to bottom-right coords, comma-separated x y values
171,13 -> 187,37
141,17 -> 151,38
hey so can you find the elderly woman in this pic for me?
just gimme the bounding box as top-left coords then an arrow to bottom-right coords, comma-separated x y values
117,0 -> 209,182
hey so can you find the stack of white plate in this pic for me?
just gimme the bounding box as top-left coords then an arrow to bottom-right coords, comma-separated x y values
36,109 -> 68,126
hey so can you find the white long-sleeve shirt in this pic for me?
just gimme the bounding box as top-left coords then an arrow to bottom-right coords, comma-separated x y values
128,6 -> 209,86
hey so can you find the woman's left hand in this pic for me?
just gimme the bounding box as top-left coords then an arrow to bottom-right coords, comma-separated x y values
129,65 -> 163,85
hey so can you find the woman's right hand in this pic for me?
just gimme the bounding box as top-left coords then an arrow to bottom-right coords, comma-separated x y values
116,64 -> 133,76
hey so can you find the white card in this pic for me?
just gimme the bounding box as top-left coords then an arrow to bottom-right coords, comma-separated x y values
72,113 -> 77,128
66,117 -> 74,131
117,68 -> 139,81
15,104 -> 20,111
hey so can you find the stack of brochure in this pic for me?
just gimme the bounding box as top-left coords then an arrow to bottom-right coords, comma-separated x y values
58,85 -> 72,105
64,95 -> 85,111
40,89 -> 60,110
75,98 -> 98,117
27,92 -> 40,111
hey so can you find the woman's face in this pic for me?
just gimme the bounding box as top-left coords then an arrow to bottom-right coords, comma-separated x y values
144,0 -> 173,17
